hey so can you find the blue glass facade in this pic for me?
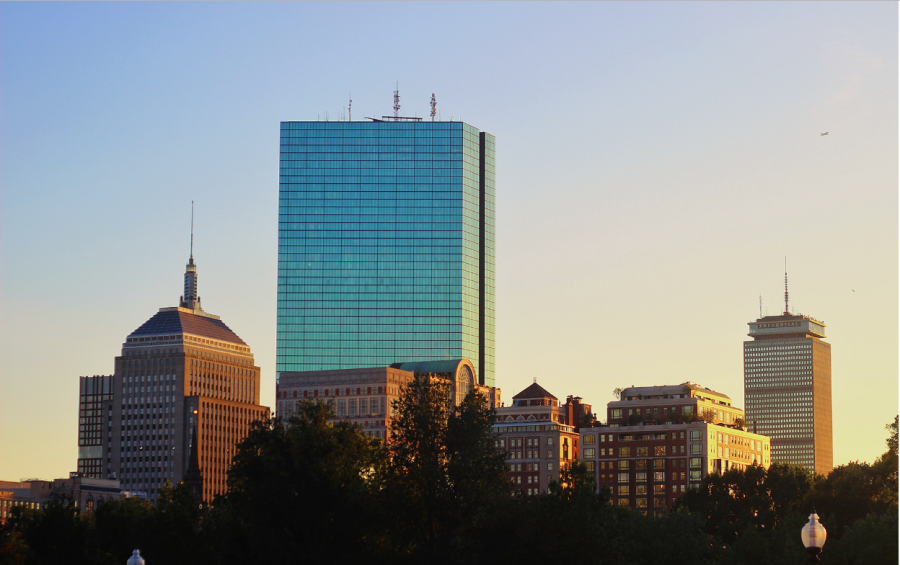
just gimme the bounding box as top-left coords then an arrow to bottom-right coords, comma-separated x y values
277,121 -> 495,386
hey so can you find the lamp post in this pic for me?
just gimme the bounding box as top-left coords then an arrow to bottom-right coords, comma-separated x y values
800,509 -> 827,564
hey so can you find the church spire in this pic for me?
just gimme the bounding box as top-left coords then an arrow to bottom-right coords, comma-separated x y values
180,202 -> 201,310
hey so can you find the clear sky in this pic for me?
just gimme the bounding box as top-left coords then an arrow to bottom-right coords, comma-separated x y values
1,2 -> 896,480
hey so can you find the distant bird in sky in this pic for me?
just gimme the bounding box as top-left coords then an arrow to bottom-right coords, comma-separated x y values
821,132 -> 829,136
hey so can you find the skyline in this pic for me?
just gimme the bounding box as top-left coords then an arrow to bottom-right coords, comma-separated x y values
1,2 -> 896,480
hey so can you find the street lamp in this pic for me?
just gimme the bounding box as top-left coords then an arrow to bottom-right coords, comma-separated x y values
801,509 -> 827,564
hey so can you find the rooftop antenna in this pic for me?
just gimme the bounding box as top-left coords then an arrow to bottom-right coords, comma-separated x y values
430,93 -> 436,121
190,201 -> 194,260
759,294 -> 762,319
393,82 -> 400,118
784,257 -> 790,315
348,93 -> 352,121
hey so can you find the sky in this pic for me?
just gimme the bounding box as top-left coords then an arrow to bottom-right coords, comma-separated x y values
1,2 -> 896,480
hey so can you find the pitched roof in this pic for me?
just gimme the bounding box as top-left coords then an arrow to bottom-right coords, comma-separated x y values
129,308 -> 247,345
512,382 -> 557,400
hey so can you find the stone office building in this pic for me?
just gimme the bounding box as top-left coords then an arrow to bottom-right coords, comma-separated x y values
78,252 -> 269,502
276,359 -> 500,441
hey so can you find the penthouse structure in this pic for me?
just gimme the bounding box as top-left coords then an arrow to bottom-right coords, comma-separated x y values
276,359 -> 500,441
580,383 -> 771,513
78,250 -> 269,502
743,283 -> 833,475
493,383 -> 593,495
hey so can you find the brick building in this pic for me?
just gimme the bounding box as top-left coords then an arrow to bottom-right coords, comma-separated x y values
580,382 -> 771,513
493,382 -> 593,495
0,474 -> 130,524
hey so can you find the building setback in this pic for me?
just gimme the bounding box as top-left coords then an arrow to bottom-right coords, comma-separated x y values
83,252 -> 269,502
77,375 -> 114,478
581,383 -> 771,513
277,118 -> 496,386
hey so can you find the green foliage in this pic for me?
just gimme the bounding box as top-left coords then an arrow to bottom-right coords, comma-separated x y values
886,415 -> 898,455
211,399 -> 386,563
378,376 -> 511,562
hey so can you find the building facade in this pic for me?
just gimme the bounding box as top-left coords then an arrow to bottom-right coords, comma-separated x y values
0,474 -> 130,524
744,311 -> 833,475
78,375 -> 115,478
81,253 -> 269,502
277,119 -> 496,386
493,383 -> 590,495
276,359 -> 500,441
582,383 -> 772,513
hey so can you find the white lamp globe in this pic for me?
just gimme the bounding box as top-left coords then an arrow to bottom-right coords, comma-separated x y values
801,510 -> 827,550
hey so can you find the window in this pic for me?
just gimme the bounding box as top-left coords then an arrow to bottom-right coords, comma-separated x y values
691,444 -> 702,455
618,460 -> 630,470
682,406 -> 693,415
612,409 -> 622,419
618,498 -> 630,507
653,459 -> 665,469
584,434 -> 595,445
654,446 -> 666,456
349,399 -> 357,416
619,447 -> 630,457
617,485 -> 630,496
690,471 -> 702,481
585,461 -> 595,472
689,458 -> 701,468
672,484 -> 679,493
547,438 -> 554,446
654,484 -> 666,494
636,460 -> 647,470
654,471 -> 665,481
618,473 -> 629,483
654,497 -> 666,508
584,448 -> 595,458
636,446 -> 648,457
636,498 -> 647,508
546,463 -> 553,471
636,472 -> 647,482
636,484 -> 648,495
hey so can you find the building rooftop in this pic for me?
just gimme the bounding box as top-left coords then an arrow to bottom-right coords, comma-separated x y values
619,382 -> 731,402
512,382 -> 558,401
389,359 -> 470,377
128,308 -> 246,345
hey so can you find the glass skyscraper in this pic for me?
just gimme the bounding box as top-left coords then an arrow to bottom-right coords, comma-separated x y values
277,120 -> 495,386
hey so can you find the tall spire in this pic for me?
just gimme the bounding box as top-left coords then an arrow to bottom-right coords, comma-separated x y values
180,202 -> 201,311
784,257 -> 790,315
183,421 -> 203,504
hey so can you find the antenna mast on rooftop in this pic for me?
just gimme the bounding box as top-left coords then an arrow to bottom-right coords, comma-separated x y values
190,201 -> 194,260
430,93 -> 436,121
759,294 -> 762,319
393,82 -> 400,118
784,257 -> 790,315
348,93 -> 352,121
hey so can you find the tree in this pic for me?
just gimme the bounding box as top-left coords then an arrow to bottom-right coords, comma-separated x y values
378,375 -> 510,562
209,399 -> 386,564
885,415 -> 897,455
612,387 -> 625,400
